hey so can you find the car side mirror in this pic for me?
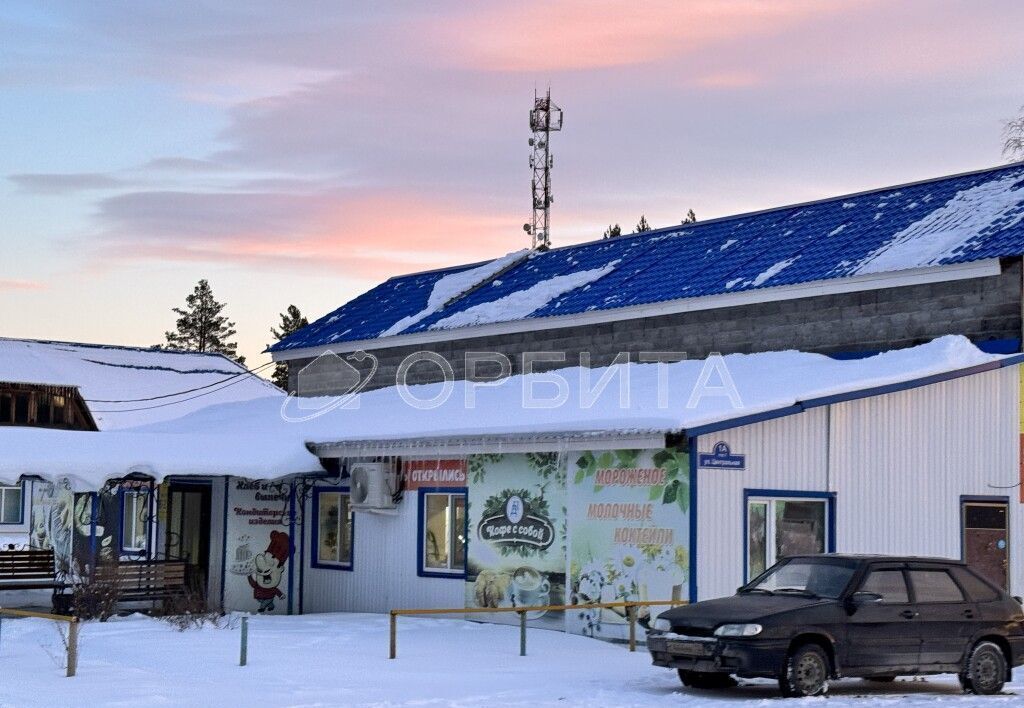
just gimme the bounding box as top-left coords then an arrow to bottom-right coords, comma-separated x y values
1013,595 -> 1023,606
848,591 -> 883,611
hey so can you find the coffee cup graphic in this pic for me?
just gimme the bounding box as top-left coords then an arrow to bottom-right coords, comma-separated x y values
512,566 -> 550,618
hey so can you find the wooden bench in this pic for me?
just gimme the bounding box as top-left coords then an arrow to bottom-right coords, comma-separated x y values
0,548 -> 61,592
94,560 -> 187,607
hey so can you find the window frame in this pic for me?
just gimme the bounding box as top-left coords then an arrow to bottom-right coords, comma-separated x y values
858,567 -> 912,604
743,489 -> 836,583
0,481 -> 27,527
906,567 -> 968,605
417,487 -> 468,579
311,485 -> 354,571
119,486 -> 153,555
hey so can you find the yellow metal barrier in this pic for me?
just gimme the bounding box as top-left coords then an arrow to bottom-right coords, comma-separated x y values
0,606 -> 80,677
388,599 -> 687,659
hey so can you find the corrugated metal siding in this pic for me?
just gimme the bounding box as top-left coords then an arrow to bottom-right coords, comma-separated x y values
300,491 -> 463,614
696,409 -> 829,600
696,366 -> 1022,601
830,367 -> 1022,591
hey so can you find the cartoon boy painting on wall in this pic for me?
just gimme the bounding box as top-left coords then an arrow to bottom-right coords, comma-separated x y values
248,530 -> 290,613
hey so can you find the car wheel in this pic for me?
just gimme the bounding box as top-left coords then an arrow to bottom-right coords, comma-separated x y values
779,644 -> 830,698
864,676 -> 897,683
960,641 -> 1007,695
678,670 -> 737,689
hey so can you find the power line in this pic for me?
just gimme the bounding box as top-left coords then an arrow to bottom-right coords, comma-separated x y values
89,363 -> 278,414
84,361 -> 276,403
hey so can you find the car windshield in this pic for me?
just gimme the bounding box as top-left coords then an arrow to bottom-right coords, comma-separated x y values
744,558 -> 857,599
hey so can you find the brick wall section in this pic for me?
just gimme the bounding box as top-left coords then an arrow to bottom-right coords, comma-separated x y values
287,259 -> 1023,394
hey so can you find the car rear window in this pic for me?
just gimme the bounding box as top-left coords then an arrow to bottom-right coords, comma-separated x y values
860,570 -> 909,603
951,566 -> 999,601
909,570 -> 965,603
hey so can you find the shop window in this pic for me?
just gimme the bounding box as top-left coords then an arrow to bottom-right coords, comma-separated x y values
121,489 -> 151,553
419,490 -> 466,577
0,393 -> 12,423
746,492 -> 832,581
314,488 -> 353,570
0,483 -> 24,525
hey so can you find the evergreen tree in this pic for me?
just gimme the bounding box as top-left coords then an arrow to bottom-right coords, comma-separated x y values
682,209 -> 697,224
602,223 -> 622,239
635,215 -> 651,233
1004,104 -> 1024,161
163,279 -> 245,365
270,305 -> 309,389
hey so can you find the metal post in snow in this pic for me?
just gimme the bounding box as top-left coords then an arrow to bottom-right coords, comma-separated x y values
627,605 -> 637,652
389,612 -> 397,660
66,618 -> 79,678
519,610 -> 527,657
239,615 -> 248,667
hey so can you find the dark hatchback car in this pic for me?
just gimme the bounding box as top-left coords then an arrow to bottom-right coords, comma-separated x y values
648,555 -> 1024,697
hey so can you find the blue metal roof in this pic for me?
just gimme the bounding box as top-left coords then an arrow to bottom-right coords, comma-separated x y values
271,162 -> 1024,353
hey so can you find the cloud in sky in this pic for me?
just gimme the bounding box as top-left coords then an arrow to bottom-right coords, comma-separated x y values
3,1 -> 1024,362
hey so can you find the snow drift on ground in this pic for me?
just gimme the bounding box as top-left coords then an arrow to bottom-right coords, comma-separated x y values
0,612 -> 1019,708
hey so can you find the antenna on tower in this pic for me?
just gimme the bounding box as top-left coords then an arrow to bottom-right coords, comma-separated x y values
523,88 -> 562,250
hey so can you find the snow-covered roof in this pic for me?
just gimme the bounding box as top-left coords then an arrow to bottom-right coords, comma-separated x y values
1,336 -> 1014,491
0,338 -> 281,429
271,162 -> 1024,354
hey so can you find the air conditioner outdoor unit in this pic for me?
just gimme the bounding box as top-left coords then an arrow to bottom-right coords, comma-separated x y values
349,461 -> 398,511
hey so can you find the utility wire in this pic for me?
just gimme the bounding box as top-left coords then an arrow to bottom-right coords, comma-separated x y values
89,365 -> 278,414
84,361 -> 276,403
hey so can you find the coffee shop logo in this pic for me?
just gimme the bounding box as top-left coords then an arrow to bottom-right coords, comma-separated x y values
478,488 -> 555,556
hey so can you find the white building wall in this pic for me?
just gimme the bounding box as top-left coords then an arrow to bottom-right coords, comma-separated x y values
695,408 -> 829,601
300,490 -> 464,614
696,366 -> 1022,602
830,367 -> 1022,591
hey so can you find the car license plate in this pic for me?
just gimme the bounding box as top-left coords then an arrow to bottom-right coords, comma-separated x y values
665,640 -> 708,657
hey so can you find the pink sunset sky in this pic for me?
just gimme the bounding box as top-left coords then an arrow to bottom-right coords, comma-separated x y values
2,1 -> 1023,366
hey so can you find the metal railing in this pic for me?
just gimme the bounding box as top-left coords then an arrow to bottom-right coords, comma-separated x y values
388,599 -> 687,658
0,607 -> 80,677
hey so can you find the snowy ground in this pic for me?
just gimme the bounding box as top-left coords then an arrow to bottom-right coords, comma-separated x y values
0,612 -> 1022,707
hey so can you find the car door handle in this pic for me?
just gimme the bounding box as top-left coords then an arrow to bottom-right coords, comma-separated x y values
963,609 -> 975,619
900,610 -> 918,619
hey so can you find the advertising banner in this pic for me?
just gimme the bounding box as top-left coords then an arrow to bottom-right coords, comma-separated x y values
404,459 -> 467,490
465,453 -> 566,628
28,478 -> 74,571
223,479 -> 294,614
567,447 -> 690,639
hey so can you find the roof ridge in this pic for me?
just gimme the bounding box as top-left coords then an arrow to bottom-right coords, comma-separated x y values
0,337 -> 243,364
543,160 -> 1024,252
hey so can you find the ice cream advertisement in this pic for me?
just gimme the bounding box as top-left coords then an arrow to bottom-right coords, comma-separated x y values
567,447 -> 690,639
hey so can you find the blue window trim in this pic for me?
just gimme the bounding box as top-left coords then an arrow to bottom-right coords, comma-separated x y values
742,488 -> 837,584
310,485 -> 354,571
0,480 -> 26,526
118,484 -> 154,557
958,495 -> 1009,566
417,487 -> 468,579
